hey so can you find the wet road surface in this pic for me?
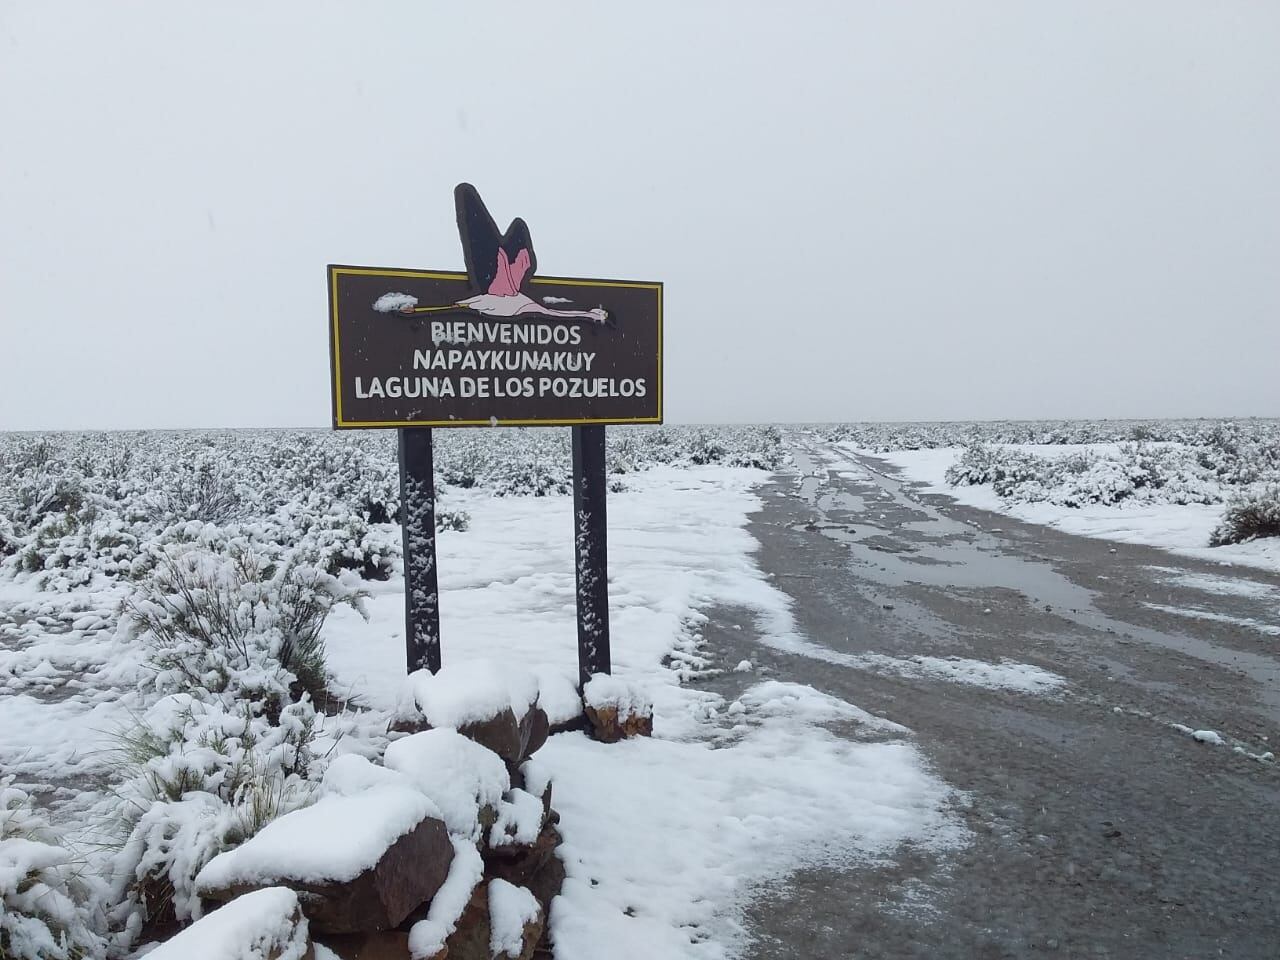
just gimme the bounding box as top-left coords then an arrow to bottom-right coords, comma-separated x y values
699,440 -> 1280,959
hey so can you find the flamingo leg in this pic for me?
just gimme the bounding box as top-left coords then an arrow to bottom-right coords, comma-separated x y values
404,303 -> 468,314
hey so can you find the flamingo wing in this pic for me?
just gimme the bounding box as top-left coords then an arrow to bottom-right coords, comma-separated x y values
454,183 -> 538,296
455,184 -> 500,295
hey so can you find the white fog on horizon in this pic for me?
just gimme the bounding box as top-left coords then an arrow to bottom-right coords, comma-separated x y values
1,1 -> 1278,430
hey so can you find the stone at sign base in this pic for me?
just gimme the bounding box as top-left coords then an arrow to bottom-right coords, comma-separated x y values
584,702 -> 654,743
419,881 -> 544,960
316,930 -> 410,960
392,704 -> 551,765
199,813 -> 453,934
487,825 -> 566,921
145,887 -> 311,960
581,674 -> 654,743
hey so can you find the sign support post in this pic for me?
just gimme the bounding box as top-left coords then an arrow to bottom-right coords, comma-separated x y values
572,424 -> 612,687
398,426 -> 442,674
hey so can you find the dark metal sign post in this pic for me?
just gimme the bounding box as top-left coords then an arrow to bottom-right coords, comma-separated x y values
398,427 -> 441,674
327,184 -> 662,687
571,425 -> 611,687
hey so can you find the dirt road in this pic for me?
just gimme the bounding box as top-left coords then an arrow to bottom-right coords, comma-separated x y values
701,439 -> 1280,959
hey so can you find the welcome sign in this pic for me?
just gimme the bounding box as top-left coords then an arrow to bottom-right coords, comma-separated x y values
327,266 -> 662,428
329,183 -> 660,429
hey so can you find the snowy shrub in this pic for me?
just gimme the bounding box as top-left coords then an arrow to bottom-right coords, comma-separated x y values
160,461 -> 244,526
105,540 -> 366,939
283,504 -> 398,581
435,435 -> 489,489
103,696 -> 322,933
1,779 -> 106,960
945,441 -> 1225,508
1195,422 -> 1280,486
488,459 -> 571,498
946,444 -> 1005,486
435,503 -> 471,533
1211,484 -> 1280,546
946,444 -> 1043,490
683,429 -> 728,466
125,546 -> 366,708
722,424 -> 786,470
605,430 -> 650,474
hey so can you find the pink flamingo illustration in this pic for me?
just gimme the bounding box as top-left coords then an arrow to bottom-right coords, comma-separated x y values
374,184 -> 608,323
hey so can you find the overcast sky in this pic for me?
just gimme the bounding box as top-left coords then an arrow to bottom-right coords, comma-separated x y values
2,1 -> 1277,429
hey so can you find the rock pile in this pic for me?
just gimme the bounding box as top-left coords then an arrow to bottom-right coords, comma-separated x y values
159,664 -> 654,959
188,662 -> 569,960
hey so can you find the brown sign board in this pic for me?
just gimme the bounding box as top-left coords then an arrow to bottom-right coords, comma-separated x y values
327,266 -> 662,428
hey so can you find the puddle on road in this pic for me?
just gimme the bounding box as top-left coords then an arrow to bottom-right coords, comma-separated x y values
901,518 -> 964,538
788,443 -> 1280,722
817,490 -> 868,515
796,473 -> 823,504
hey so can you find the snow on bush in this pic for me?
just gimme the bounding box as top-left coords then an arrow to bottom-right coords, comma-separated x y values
1,778 -> 105,960
102,693 -> 326,930
945,442 -> 1222,508
0,424 -> 787,948
1211,484 -> 1280,546
87,542 -> 373,939
124,545 -> 366,707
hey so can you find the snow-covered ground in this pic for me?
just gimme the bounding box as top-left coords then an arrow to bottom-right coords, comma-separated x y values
322,464 -> 967,958
2,444 -> 977,959
0,577 -> 145,796
857,445 -> 1280,575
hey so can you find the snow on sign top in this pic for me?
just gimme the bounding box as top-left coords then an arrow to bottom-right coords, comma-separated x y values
327,183 -> 662,429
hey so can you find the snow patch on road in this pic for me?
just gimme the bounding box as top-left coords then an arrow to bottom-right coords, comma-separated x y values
732,680 -> 908,733
1145,566 -> 1280,601
1167,722 -> 1273,762
737,627 -> 1065,696
867,654 -> 1067,693
1143,602 -> 1280,637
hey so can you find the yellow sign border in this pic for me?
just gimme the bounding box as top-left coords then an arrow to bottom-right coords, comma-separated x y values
328,266 -> 663,429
